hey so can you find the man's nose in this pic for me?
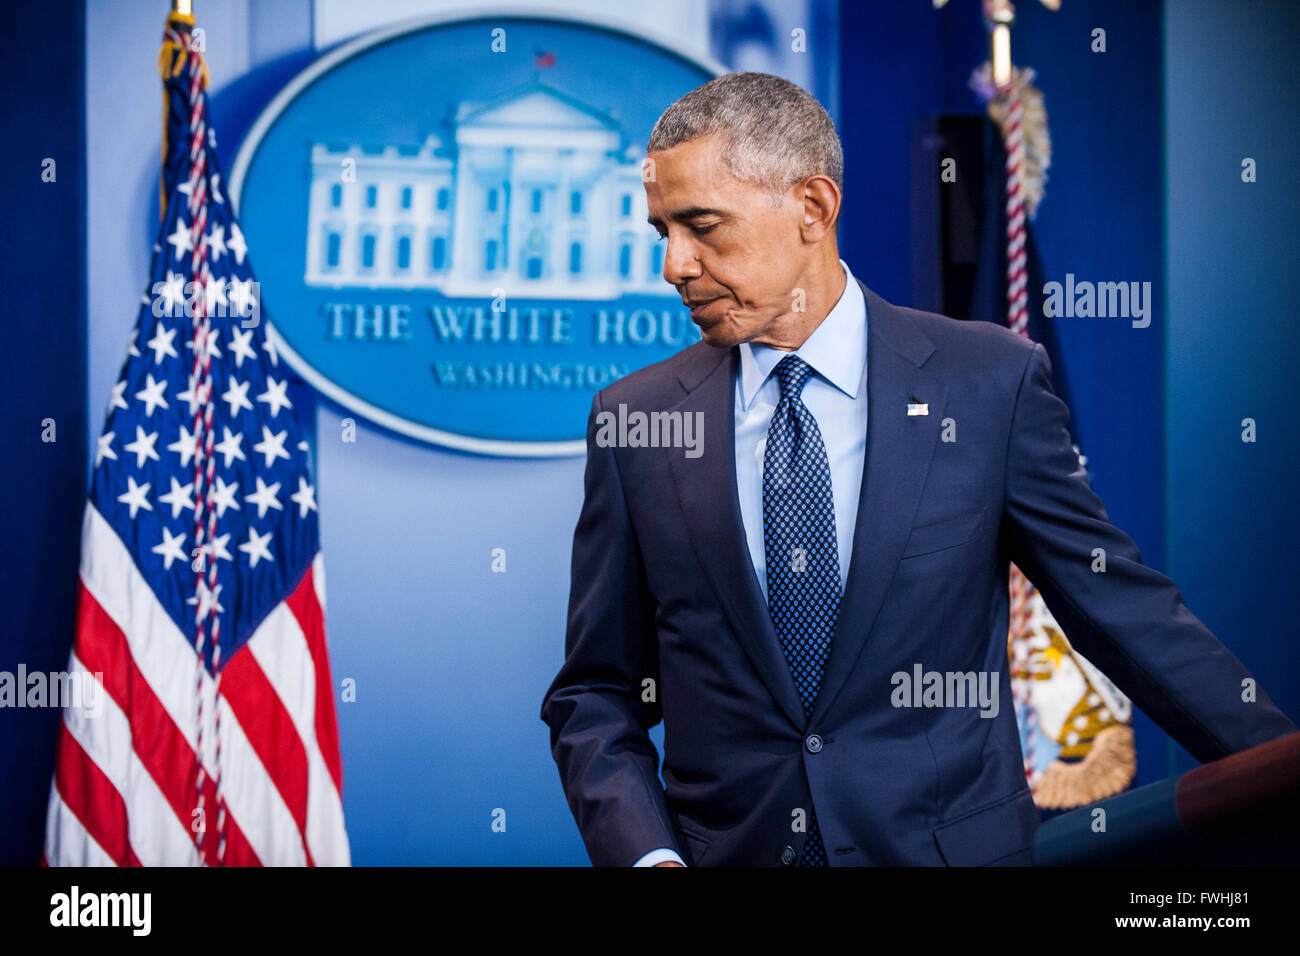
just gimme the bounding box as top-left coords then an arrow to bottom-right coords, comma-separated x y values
662,233 -> 702,287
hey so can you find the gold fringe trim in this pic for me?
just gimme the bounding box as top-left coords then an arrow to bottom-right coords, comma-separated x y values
1034,725 -> 1136,810
970,62 -> 1052,219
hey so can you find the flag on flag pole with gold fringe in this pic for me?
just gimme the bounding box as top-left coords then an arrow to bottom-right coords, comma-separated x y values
43,8 -> 349,866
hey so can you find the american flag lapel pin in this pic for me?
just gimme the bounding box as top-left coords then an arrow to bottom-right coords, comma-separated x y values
907,399 -> 929,416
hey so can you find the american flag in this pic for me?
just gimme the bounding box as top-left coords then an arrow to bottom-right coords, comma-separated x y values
42,13 -> 349,866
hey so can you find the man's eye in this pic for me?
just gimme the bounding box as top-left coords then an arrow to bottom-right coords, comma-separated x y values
652,224 -> 717,240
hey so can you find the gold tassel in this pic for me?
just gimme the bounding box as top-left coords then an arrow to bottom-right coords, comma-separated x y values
1034,725 -> 1137,809
157,11 -> 209,221
969,62 -> 1053,219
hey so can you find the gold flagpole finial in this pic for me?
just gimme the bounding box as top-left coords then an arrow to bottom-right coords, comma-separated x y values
933,0 -> 1061,90
173,0 -> 193,15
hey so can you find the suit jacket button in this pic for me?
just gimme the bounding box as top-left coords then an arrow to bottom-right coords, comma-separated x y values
781,845 -> 796,866
805,734 -> 823,754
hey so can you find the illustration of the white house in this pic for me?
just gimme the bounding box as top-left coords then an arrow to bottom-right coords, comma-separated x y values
303,81 -> 672,299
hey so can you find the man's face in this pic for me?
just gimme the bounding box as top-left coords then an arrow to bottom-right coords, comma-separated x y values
644,134 -> 810,349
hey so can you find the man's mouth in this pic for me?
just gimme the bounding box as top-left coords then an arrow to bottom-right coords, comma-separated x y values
686,296 -> 721,315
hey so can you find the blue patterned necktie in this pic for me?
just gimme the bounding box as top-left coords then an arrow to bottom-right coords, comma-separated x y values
762,354 -> 841,867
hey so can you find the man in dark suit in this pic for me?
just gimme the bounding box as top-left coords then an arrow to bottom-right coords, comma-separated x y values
539,72 -> 1296,866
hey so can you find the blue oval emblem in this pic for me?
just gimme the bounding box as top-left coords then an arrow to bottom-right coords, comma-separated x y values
230,11 -> 724,455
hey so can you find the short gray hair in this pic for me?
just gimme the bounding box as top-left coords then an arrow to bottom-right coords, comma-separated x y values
647,72 -> 844,208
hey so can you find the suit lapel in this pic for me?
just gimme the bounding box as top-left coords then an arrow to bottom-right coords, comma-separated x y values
809,282 -> 947,725
665,346 -> 807,729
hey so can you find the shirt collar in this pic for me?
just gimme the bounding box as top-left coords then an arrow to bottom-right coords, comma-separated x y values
739,259 -> 868,410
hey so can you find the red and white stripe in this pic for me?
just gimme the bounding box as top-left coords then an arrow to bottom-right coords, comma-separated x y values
43,504 -> 349,866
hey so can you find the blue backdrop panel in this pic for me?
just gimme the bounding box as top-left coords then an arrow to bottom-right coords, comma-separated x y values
0,0 -> 88,865
1164,0 -> 1300,773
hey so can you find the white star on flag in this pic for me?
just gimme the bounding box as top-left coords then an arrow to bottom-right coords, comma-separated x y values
185,326 -> 222,361
204,531 -> 233,564
124,425 -> 160,467
214,426 -> 247,467
166,216 -> 193,259
151,527 -> 187,570
222,375 -> 253,417
205,223 -> 226,261
96,432 -> 118,467
253,426 -> 290,468
186,578 -> 224,618
167,424 -> 200,468
158,476 -> 195,519
257,377 -> 292,418
290,476 -> 318,518
134,374 -> 169,417
228,326 -> 257,368
107,380 -> 129,414
263,331 -> 279,366
245,476 -> 283,518
147,324 -> 179,364
211,475 -> 240,517
155,270 -> 187,316
227,221 -> 247,264
238,528 -> 273,568
176,372 -> 203,417
117,476 -> 153,519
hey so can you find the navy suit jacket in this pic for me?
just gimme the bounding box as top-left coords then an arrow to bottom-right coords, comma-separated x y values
540,278 -> 1297,866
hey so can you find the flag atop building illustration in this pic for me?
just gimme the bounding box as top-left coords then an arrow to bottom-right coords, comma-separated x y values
43,9 -> 349,866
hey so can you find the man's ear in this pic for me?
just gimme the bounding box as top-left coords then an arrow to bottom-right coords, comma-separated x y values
798,174 -> 840,243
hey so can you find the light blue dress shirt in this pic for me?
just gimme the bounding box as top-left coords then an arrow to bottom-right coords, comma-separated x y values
735,258 -> 869,603
633,259 -> 869,868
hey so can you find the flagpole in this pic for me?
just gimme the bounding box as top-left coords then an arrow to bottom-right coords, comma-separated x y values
932,0 -> 1062,90
161,0 -> 230,864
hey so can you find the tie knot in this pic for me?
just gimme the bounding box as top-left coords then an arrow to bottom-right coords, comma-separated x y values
775,354 -> 814,402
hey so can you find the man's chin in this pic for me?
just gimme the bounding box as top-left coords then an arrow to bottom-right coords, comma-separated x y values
694,321 -> 741,349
